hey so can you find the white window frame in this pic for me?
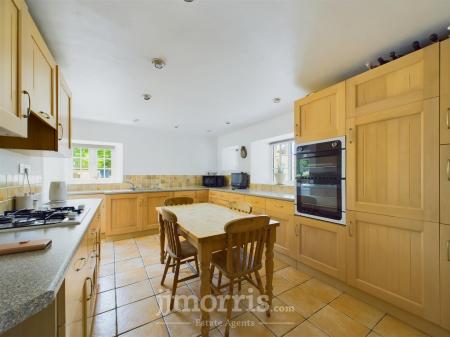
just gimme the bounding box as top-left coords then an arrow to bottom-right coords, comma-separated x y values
69,140 -> 123,184
271,139 -> 295,183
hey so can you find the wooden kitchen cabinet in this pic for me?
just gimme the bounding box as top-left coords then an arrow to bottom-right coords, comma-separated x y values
245,195 -> 266,215
440,145 -> 450,225
346,211 -> 440,323
106,193 -> 143,235
346,43 -> 439,118
195,190 -> 209,202
266,203 -> 297,260
294,82 -> 345,143
0,0 -> 27,137
295,216 -> 346,281
346,98 -> 439,222
56,66 -> 72,156
440,224 -> 450,330
22,10 -> 56,128
141,192 -> 173,230
440,39 -> 450,144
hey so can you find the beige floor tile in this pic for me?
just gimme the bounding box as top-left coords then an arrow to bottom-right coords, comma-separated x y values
151,267 -> 196,293
156,285 -> 196,315
99,263 -> 115,277
330,293 -> 384,329
95,289 -> 116,314
218,312 -> 275,337
138,246 -> 160,257
275,267 -> 311,285
264,273 -> 298,295
119,318 -> 169,337
92,309 -> 116,337
143,254 -> 162,266
115,257 -> 144,274
164,310 -> 201,337
373,315 -> 429,337
116,267 -> 148,288
367,332 -> 382,337
284,320 -> 329,337
146,263 -> 168,278
113,238 -> 136,247
252,297 -> 304,336
299,279 -> 341,303
309,305 -> 369,337
100,256 -> 114,265
116,279 -> 155,307
278,286 -> 326,318
98,275 -> 115,293
117,297 -> 161,334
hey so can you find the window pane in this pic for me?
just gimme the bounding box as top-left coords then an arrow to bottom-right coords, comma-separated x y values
105,149 -> 111,158
81,148 -> 89,158
104,169 -> 111,178
97,149 -> 104,158
81,159 -> 89,169
98,159 -> 104,169
73,158 -> 80,169
105,159 -> 111,169
98,169 -> 104,178
73,147 -> 80,157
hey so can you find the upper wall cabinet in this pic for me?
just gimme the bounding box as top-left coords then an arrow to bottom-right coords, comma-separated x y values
56,66 -> 72,156
294,82 -> 345,143
0,0 -> 27,137
441,39 -> 450,144
22,10 -> 57,129
346,43 -> 439,118
346,98 -> 439,222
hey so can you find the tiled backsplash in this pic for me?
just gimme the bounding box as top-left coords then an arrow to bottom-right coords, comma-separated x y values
249,183 -> 295,194
0,174 -> 42,213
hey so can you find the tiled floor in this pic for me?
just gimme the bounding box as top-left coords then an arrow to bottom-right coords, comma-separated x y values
93,235 -> 430,337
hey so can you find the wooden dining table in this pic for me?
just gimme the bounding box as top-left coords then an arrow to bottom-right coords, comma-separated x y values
156,202 -> 280,337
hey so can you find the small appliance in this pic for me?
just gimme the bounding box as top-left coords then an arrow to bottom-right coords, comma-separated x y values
202,175 -> 225,187
49,181 -> 67,203
231,172 -> 250,189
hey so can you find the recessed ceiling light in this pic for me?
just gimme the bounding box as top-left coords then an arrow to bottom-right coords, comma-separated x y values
206,129 -> 212,133
152,58 -> 165,69
225,121 -> 231,125
272,97 -> 281,103
184,0 -> 194,2
143,93 -> 151,101
174,125 -> 179,129
133,118 -> 140,123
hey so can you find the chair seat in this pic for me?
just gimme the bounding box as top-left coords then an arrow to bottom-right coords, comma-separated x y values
211,248 -> 262,276
167,240 -> 197,259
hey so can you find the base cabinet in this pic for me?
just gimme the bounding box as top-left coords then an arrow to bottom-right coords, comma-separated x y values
295,216 -> 346,281
106,194 -> 143,235
142,192 -> 173,230
346,211 -> 440,323
441,224 -> 450,330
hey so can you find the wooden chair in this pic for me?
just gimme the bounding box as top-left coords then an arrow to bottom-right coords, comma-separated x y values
209,215 -> 270,337
161,209 -> 200,310
164,196 -> 194,206
228,200 -> 252,214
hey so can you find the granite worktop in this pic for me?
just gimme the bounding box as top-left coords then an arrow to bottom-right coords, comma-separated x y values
68,186 -> 295,202
0,198 -> 102,333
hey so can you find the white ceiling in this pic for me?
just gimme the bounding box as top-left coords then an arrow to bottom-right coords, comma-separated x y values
27,0 -> 450,135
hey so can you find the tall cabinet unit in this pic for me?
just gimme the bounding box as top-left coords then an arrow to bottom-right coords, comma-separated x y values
345,43 -> 440,324
0,0 -> 27,137
56,66 -> 72,156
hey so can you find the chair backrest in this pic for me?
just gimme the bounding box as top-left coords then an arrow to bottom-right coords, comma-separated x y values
164,197 -> 194,206
223,215 -> 270,276
229,201 -> 252,214
161,209 -> 181,257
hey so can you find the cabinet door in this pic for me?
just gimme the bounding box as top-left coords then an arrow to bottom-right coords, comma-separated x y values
295,216 -> 346,281
22,11 -> 56,128
195,190 -> 209,203
0,0 -> 27,137
441,224 -> 450,330
245,195 -> 266,212
56,66 -> 72,155
346,43 -> 438,117
294,82 -> 345,143
173,190 -> 196,200
346,98 -> 439,222
440,39 -> 450,144
142,192 -> 173,230
346,211 -> 439,323
267,209 -> 297,259
441,145 -> 450,225
107,194 -> 142,235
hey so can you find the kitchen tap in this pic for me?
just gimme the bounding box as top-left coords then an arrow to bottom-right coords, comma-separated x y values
124,180 -> 137,191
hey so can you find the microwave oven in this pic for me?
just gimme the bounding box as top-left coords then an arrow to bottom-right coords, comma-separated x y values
202,175 -> 225,187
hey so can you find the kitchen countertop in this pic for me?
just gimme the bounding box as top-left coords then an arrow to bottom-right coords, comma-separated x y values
0,198 -> 102,333
68,186 -> 295,202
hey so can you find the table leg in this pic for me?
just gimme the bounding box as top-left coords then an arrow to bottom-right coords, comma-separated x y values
265,227 -> 276,317
159,213 -> 165,264
198,241 -> 212,337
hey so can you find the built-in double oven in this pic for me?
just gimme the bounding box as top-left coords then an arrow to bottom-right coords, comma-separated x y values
295,136 -> 345,225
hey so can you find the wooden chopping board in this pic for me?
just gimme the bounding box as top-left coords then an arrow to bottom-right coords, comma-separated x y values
0,239 -> 52,255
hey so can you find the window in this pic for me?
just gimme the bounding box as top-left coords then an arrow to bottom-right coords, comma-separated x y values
70,141 -> 123,183
272,140 -> 295,182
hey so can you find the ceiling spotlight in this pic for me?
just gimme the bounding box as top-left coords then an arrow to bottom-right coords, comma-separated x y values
152,58 -> 165,69
143,93 -> 151,101
184,0 -> 194,2
206,129 -> 212,133
174,125 -> 179,129
133,118 -> 140,123
272,97 -> 281,103
225,121 -> 231,125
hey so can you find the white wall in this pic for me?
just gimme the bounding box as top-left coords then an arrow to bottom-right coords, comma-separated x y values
72,119 -> 217,175
217,112 -> 293,183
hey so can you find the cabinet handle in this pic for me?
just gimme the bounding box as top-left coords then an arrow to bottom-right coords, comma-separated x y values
295,224 -> 300,236
22,90 -> 31,118
85,277 -> 94,301
348,128 -> 354,144
75,257 -> 86,271
348,220 -> 353,237
447,160 -> 450,181
58,123 -> 64,141
39,111 -> 51,119
447,241 -> 450,262
447,108 -> 450,129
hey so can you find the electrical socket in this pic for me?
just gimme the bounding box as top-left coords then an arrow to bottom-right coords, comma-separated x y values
19,164 -> 31,174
